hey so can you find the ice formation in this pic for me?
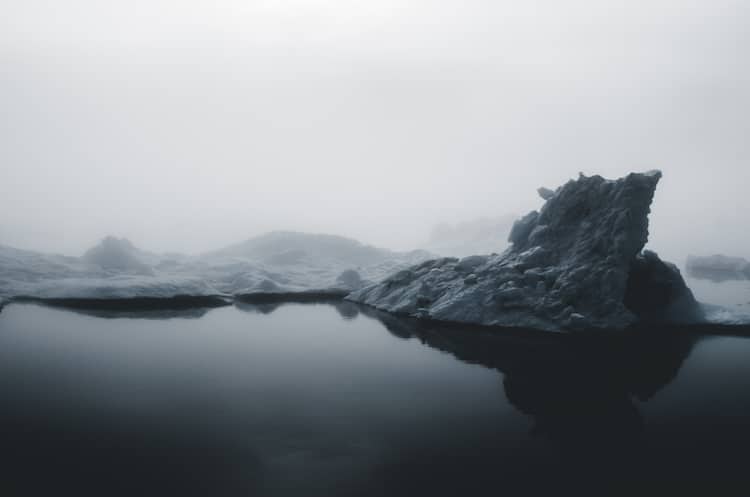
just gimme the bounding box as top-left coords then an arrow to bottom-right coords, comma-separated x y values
82,236 -> 155,275
0,173 -> 731,332
348,171 -> 703,331
0,232 -> 432,307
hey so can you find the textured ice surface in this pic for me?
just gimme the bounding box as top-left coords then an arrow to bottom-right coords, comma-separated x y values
0,232 -> 432,304
348,172 -> 703,331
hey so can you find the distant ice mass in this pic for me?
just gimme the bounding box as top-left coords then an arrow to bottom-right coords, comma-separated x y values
0,232 -> 433,305
82,236 -> 155,275
208,231 -> 428,268
348,171 -> 705,331
686,254 -> 750,282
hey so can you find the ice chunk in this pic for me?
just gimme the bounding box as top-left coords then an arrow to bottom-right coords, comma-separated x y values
348,171 -> 702,331
0,233 -> 433,306
82,236 -> 154,275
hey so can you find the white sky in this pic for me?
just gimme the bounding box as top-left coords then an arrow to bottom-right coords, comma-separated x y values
1,0 -> 749,261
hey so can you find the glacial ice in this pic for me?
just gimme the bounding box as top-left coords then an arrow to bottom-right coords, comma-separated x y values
0,232 -> 432,307
347,171 -> 704,331
82,236 -> 155,275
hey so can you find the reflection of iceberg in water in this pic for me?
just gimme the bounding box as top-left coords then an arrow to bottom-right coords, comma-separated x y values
332,301 -> 361,321
58,298 -> 698,445
15,299 -> 227,320
232,299 -> 360,320
353,304 -> 696,444
233,300 -> 284,315
498,332 -> 694,444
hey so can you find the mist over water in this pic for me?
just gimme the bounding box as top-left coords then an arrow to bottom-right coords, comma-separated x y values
2,1 -> 750,260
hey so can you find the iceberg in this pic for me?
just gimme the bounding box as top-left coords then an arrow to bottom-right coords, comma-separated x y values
0,232 -> 433,309
82,236 -> 156,275
348,171 -> 703,331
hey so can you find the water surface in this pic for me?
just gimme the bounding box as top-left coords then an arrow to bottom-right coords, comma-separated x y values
1,300 -> 750,495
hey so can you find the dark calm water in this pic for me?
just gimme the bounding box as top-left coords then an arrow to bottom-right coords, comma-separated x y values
1,294 -> 750,495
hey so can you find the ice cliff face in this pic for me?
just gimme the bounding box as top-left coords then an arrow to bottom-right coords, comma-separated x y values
348,171 -> 702,331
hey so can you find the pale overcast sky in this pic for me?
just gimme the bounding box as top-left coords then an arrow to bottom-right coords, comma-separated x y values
1,0 -> 748,260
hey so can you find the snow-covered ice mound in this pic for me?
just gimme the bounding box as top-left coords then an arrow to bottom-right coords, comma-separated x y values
20,276 -> 224,301
82,236 -> 155,275
209,231 -> 429,268
0,245 -> 229,306
200,231 -> 432,297
348,171 -> 704,332
0,232 -> 433,307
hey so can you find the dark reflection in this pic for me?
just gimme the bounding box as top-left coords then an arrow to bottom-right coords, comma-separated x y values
42,306 -> 216,320
0,405 -> 261,497
356,305 -> 696,445
234,292 -> 347,304
233,300 -> 284,315
13,296 -> 231,319
233,298 -> 362,321
333,300 -> 361,320
1,301 -> 747,495
233,296 -> 349,316
504,329 -> 695,445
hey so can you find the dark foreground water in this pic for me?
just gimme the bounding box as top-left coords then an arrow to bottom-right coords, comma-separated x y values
1,300 -> 750,496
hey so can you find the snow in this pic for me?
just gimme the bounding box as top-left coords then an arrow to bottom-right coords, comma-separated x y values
21,276 -> 224,300
82,236 -> 155,275
701,303 -> 750,326
0,233 -> 433,305
348,171 -> 704,332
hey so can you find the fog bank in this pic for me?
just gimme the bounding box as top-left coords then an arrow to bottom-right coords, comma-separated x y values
2,0 -> 748,262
